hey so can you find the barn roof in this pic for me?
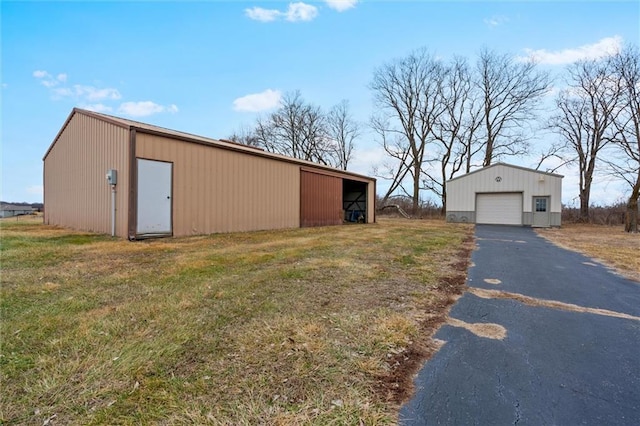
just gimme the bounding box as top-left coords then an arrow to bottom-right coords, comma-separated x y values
447,162 -> 564,183
1,203 -> 35,211
44,108 -> 375,182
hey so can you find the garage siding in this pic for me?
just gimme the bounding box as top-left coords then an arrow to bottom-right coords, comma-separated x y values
135,132 -> 301,236
43,113 -> 130,237
476,193 -> 523,225
446,163 -> 563,226
300,171 -> 342,227
44,109 -> 377,238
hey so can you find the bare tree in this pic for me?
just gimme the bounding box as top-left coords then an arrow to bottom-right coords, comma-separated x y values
532,140 -> 572,173
327,100 -> 359,170
550,59 -> 621,221
370,48 -> 447,213
227,124 -> 260,147
236,92 -> 359,169
252,91 -> 335,165
370,115 -> 413,204
609,46 -> 640,232
426,56 -> 483,209
371,49 -> 550,211
476,49 -> 551,166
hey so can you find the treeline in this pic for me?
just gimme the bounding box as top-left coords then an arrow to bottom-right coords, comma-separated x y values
231,45 -> 640,232
562,202 -> 630,226
1,202 -> 43,210
229,92 -> 358,171
550,47 -> 639,231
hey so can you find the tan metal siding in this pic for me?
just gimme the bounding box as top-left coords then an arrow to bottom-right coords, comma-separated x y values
135,133 -> 300,236
300,171 -> 343,227
44,114 -> 129,236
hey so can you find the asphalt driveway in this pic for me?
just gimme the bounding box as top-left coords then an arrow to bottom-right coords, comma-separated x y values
400,225 -> 640,425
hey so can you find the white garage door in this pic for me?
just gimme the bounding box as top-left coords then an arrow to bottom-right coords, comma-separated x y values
476,193 -> 522,225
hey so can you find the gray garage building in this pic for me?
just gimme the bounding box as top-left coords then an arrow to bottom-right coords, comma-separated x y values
43,108 -> 376,239
446,163 -> 563,227
0,203 -> 35,218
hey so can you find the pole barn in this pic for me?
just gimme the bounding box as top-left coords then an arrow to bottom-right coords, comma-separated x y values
43,108 -> 376,239
446,163 -> 563,227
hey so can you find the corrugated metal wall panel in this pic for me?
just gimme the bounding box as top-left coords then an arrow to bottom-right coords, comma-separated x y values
44,113 -> 129,236
300,171 -> 342,227
447,164 -> 563,214
135,133 -> 300,236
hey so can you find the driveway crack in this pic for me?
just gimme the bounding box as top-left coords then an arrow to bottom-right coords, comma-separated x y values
514,400 -> 521,425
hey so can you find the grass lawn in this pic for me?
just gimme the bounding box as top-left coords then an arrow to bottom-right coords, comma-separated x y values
1,217 -> 473,425
536,223 -> 640,283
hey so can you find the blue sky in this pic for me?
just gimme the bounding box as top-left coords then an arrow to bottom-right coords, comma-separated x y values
2,0 -> 639,205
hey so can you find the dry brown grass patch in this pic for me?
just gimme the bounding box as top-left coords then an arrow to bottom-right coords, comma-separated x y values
537,224 -> 640,282
468,287 -> 640,321
446,318 -> 507,340
1,218 -> 474,424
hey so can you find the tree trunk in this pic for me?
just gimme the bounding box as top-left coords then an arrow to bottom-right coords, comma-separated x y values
579,188 -> 590,222
483,129 -> 493,167
625,179 -> 639,232
413,165 -> 420,214
625,197 -> 638,233
441,185 -> 447,216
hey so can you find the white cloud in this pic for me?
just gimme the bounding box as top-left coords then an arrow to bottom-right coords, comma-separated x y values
47,83 -> 121,101
324,0 -> 358,12
34,71 -> 120,101
73,85 -> 121,101
286,2 -> 318,21
233,89 -> 282,112
33,70 -> 49,79
117,101 -> 179,117
348,144 -> 386,175
26,185 -> 43,195
34,71 -> 176,118
484,15 -> 509,28
52,87 -> 74,98
518,36 -> 623,65
245,6 -> 281,22
245,2 -> 318,23
80,103 -> 113,113
33,70 -> 68,87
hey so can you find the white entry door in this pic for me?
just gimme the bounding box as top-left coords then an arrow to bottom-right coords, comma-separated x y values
137,159 -> 172,236
532,196 -> 551,227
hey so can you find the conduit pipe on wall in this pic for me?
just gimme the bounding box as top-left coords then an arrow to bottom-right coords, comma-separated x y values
106,169 -> 117,237
111,185 -> 116,237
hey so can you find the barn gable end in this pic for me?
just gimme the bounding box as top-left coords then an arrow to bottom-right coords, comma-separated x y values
44,110 -> 130,236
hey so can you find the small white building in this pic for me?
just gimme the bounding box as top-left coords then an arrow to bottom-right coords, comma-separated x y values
446,163 -> 563,227
0,204 -> 35,218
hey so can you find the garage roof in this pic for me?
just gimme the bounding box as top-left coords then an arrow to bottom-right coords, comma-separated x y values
447,162 -> 564,182
44,108 -> 375,183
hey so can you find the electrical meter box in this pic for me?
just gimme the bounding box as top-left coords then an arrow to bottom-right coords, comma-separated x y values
106,169 -> 117,185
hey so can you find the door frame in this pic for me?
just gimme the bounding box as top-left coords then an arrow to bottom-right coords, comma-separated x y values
532,196 -> 551,228
475,192 -> 523,225
134,157 -> 173,238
